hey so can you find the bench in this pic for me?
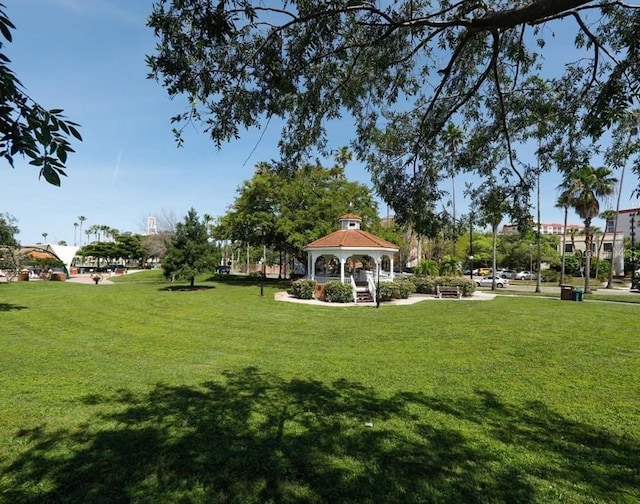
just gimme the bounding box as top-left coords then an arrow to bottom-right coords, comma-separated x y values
435,285 -> 461,299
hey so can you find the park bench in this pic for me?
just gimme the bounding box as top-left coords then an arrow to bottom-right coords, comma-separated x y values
435,285 -> 461,299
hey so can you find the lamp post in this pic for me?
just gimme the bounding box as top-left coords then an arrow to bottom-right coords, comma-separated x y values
376,259 -> 381,309
259,258 -> 264,296
469,213 -> 474,280
630,212 -> 636,290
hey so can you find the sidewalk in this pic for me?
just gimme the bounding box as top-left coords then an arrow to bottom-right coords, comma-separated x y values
67,273 -> 114,285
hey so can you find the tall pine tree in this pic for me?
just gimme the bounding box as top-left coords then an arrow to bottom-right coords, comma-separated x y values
163,208 -> 212,287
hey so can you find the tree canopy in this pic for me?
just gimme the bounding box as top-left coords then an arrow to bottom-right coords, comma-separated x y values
214,160 -> 380,260
0,4 -> 81,185
0,212 -> 18,246
163,208 -> 213,287
148,0 -> 640,229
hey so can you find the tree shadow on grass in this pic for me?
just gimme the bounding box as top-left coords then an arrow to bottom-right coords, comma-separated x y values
0,302 -> 27,311
206,273 -> 292,288
3,369 -> 638,503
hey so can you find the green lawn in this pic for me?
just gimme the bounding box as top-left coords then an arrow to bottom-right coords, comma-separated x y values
1,272 -> 638,503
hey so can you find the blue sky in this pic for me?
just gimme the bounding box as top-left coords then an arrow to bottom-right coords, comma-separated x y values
3,0 -> 638,245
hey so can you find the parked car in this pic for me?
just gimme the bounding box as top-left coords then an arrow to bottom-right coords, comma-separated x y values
215,265 -> 230,274
476,276 -> 509,288
477,267 -> 491,276
498,269 -> 516,279
515,270 -> 535,280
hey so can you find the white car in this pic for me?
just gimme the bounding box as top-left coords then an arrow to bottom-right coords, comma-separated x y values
476,276 -> 509,288
515,271 -> 535,280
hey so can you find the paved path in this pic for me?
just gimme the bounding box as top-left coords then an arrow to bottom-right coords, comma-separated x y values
66,273 -> 114,285
275,291 -> 496,306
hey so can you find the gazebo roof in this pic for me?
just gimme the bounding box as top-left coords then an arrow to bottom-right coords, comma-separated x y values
304,216 -> 398,251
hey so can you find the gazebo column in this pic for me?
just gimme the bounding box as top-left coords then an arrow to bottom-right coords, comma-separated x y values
390,256 -> 395,280
372,254 -> 381,282
308,252 -> 314,280
340,255 -> 347,284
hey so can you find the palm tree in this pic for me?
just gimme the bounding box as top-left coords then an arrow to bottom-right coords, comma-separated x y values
559,166 -> 617,293
73,222 -> 79,246
555,190 -> 573,285
414,258 -> 438,277
439,255 -> 460,276
333,146 -> 352,170
478,185 -> 508,291
41,232 -> 48,243
443,123 -> 464,258
77,216 -> 87,246
607,109 -> 640,288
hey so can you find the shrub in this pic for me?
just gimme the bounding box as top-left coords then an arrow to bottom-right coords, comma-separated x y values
288,279 -> 315,299
592,259 -> 611,281
433,276 -> 475,297
414,259 -> 438,276
393,278 -> 416,298
324,281 -> 353,303
377,282 -> 395,302
411,275 -> 436,294
375,279 -> 416,301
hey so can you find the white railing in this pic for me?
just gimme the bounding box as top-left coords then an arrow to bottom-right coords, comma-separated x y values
313,275 -> 342,285
366,271 -> 377,304
350,275 -> 357,303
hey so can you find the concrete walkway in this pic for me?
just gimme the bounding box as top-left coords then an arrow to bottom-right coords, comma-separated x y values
275,290 -> 496,306
66,273 -> 114,285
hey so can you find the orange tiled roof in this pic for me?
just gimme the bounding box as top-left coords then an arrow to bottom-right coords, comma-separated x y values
305,229 -> 398,250
339,213 -> 362,221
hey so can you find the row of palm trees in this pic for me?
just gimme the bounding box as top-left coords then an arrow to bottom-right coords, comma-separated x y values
556,167 -> 617,293
555,111 -> 639,293
73,216 -> 119,247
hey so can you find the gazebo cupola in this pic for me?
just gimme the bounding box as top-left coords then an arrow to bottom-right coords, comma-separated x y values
340,213 -> 362,230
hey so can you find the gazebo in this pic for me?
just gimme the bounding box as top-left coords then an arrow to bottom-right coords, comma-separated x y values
303,214 -> 399,287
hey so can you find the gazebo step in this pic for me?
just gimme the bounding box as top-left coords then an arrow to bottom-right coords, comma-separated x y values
356,291 -> 373,303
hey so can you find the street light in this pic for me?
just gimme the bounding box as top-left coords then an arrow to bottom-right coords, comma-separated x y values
259,257 -> 265,296
630,212 -> 637,290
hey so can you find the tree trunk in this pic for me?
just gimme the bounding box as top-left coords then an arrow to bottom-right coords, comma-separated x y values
608,158 -> 627,287
190,276 -> 195,288
491,222 -> 498,290
584,218 -> 592,294
560,207 -> 568,285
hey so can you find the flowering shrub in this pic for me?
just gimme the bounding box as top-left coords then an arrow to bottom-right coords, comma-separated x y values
288,279 -> 315,299
411,276 -> 436,294
411,276 -> 475,296
324,281 -> 353,303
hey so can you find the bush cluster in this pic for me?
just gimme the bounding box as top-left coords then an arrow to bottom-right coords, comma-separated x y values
288,279 -> 315,299
324,281 -> 354,303
376,278 -> 417,302
410,275 -> 475,297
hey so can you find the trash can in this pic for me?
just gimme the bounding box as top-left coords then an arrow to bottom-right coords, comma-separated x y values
560,285 -> 574,301
18,271 -> 29,281
572,288 -> 584,302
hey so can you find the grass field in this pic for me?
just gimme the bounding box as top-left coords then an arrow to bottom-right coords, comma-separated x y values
1,271 -> 639,503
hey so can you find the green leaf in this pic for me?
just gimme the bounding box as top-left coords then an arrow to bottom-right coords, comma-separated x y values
68,125 -> 82,141
41,165 -> 61,186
